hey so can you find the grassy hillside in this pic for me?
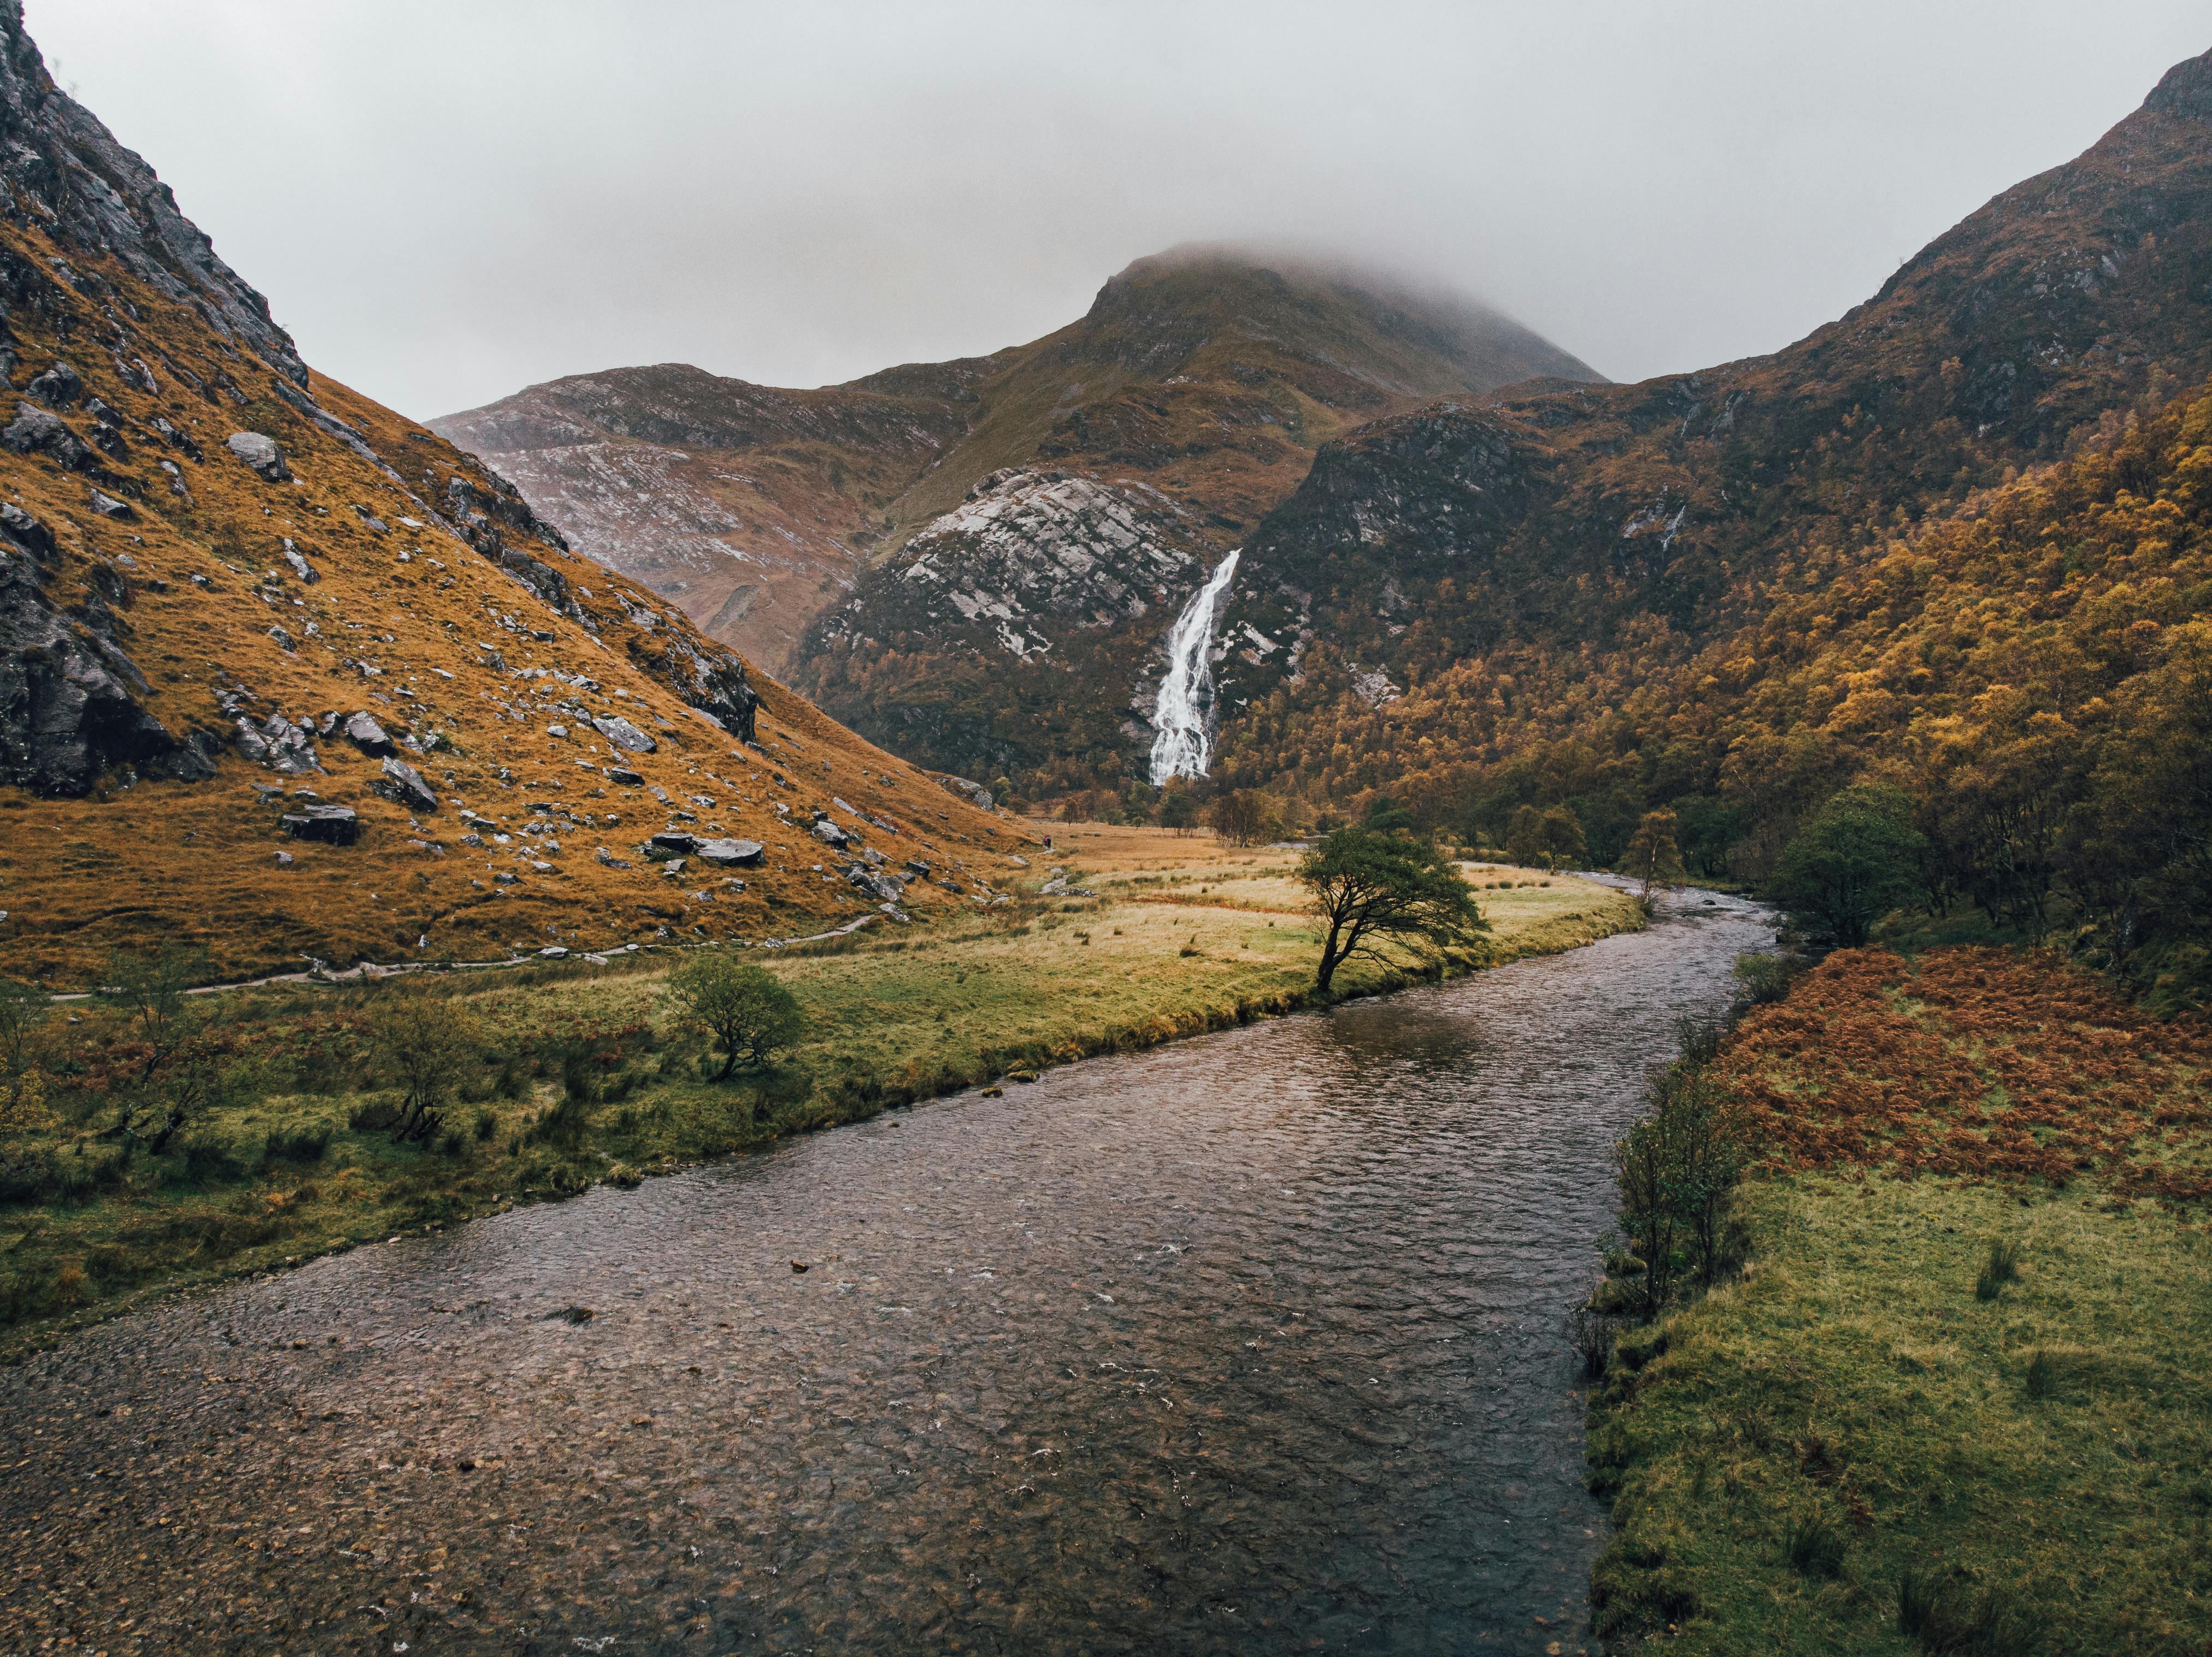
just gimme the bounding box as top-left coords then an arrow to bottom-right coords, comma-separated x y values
0,830 -> 1638,1354
0,0 -> 1015,986
1587,947 -> 2212,1653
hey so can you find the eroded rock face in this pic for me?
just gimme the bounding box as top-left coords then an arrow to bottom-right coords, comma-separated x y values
0,502 -> 199,794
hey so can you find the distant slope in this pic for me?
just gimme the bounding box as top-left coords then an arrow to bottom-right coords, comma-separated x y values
434,248 -> 1601,785
0,0 -> 1016,986
1208,45 -> 2212,853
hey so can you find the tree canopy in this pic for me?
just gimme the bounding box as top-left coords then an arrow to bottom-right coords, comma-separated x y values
664,956 -> 805,1081
1770,784 -> 1926,948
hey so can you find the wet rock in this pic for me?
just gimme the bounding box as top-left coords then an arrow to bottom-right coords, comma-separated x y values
226,431 -> 290,482
592,714 -> 656,754
697,838 -> 765,867
280,804 -> 360,844
343,712 -> 395,756
374,755 -> 437,810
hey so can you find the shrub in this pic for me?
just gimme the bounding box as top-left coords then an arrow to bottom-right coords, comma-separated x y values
1975,1238 -> 2022,1301
661,956 -> 804,1080
2024,1348 -> 2055,1399
1781,1511 -> 1845,1578
367,988 -> 484,1143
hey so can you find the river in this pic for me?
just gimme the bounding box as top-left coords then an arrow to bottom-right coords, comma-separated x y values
0,891 -> 1772,1654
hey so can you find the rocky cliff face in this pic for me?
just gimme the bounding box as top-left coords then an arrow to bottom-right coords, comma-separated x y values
437,248 -> 1602,787
1206,45 -> 2212,794
0,2 -> 1016,985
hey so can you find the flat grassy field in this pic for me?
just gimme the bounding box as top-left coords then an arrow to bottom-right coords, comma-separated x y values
0,828 -> 1639,1354
1590,948 -> 2212,1654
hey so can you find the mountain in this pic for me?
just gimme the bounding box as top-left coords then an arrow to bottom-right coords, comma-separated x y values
1205,45 -> 2212,857
433,249 -> 1602,784
0,1 -> 1015,988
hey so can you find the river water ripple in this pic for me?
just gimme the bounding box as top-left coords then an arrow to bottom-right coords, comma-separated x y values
1,891 -> 1772,1654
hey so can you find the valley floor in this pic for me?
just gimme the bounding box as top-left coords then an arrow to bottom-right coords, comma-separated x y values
1587,948 -> 2212,1654
1,827 -> 1639,1355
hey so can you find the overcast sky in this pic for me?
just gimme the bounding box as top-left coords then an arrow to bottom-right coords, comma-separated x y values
27,2 -> 2210,421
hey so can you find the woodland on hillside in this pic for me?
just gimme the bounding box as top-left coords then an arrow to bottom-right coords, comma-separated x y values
1194,383 -> 2212,1003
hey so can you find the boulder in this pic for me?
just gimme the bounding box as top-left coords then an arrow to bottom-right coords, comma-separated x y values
2,404 -> 95,471
87,487 -> 133,519
591,714 -> 656,754
649,830 -> 699,856
603,766 -> 644,786
375,755 -> 438,810
281,543 -> 319,584
936,773 -> 994,812
695,837 -> 765,868
846,866 -> 905,903
267,624 -> 296,652
25,362 -> 81,407
226,431 -> 291,482
280,804 -> 360,844
811,819 -> 850,848
343,712 -> 394,755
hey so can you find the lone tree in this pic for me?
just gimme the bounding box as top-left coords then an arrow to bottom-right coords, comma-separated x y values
370,988 -> 484,1142
664,955 -> 804,1080
1295,821 -> 1487,992
1771,783 -> 1926,947
1622,809 -> 1686,898
1158,789 -> 1197,835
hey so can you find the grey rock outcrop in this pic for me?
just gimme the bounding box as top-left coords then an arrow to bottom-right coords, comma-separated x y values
226,431 -> 290,482
343,712 -> 394,755
592,714 -> 656,753
375,754 -> 437,810
2,403 -> 93,472
280,804 -> 360,844
695,837 -> 764,867
233,712 -> 319,775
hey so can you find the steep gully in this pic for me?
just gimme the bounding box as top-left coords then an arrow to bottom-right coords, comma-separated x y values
0,891 -> 1772,1653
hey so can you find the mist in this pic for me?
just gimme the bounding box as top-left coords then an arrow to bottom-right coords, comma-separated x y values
27,1 -> 2209,421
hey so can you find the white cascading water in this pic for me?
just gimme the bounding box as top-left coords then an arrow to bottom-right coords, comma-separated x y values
1148,549 -> 1241,784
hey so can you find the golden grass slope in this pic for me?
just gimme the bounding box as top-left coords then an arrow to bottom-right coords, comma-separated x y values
0,11 -> 1015,987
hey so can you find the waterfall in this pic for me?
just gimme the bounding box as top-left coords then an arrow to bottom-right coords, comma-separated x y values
1148,549 -> 1241,785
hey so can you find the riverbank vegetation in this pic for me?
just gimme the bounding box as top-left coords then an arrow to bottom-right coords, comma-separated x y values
0,830 -> 1638,1355
1584,946 -> 2212,1654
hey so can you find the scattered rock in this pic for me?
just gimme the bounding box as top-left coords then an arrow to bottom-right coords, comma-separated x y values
592,714 -> 656,754
936,773 -> 995,812
846,865 -> 906,903
790,1261 -> 809,1274
281,543 -> 319,584
595,848 -> 633,869
695,838 -> 765,868
267,624 -> 296,651
343,711 -> 394,756
493,871 -> 517,885
548,1306 -> 596,1325
546,724 -> 568,738
811,819 -> 851,849
273,850 -> 293,867
226,430 -> 290,482
25,361 -> 81,407
280,804 -> 360,844
86,487 -> 133,519
650,831 -> 699,856
2,403 -> 96,471
375,755 -> 437,809
604,767 -> 644,786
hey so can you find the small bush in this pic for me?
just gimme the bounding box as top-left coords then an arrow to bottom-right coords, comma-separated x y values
263,1125 -> 331,1165
1975,1238 -> 2022,1301
1564,1303 -> 1619,1378
2024,1348 -> 2054,1399
1781,1511 -> 1845,1579
472,1107 -> 497,1142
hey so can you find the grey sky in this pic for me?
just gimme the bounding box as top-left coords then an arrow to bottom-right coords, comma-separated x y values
29,2 -> 2210,421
